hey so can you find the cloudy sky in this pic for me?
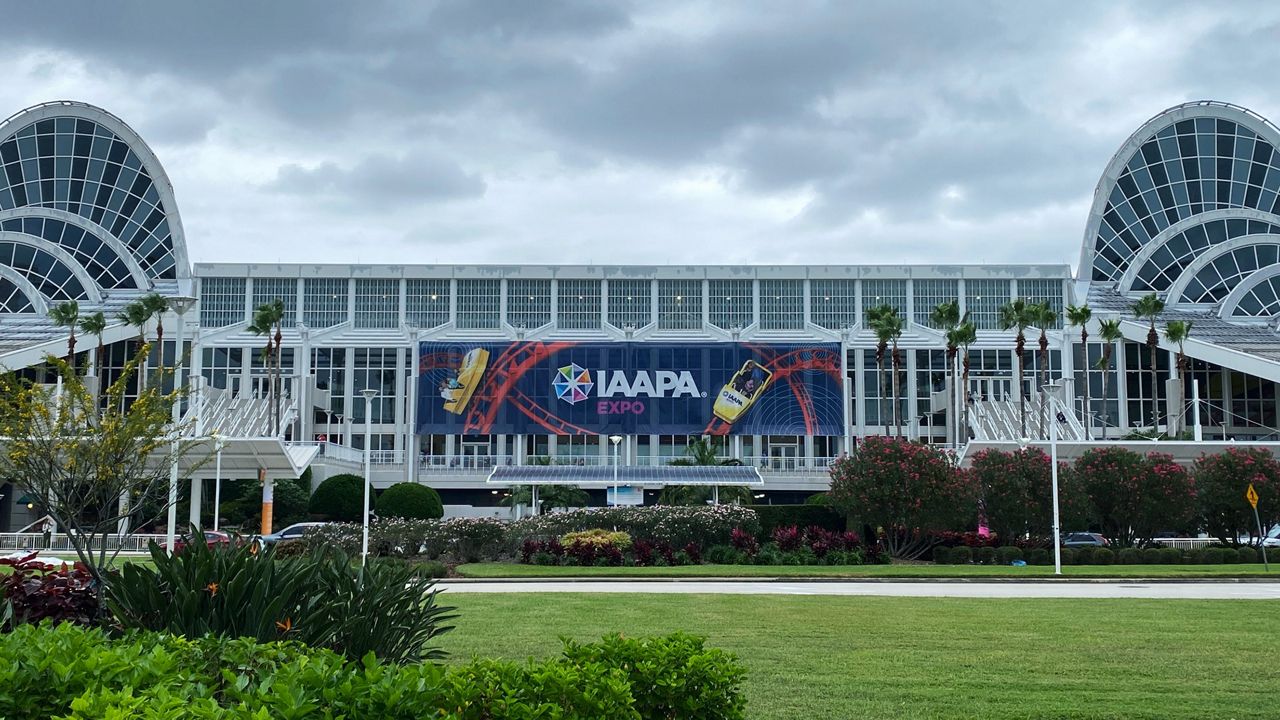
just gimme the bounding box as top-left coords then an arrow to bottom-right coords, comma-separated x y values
3,1 -> 1277,272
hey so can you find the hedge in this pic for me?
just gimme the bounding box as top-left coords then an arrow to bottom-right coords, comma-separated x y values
376,482 -> 444,520
0,624 -> 747,720
308,473 -> 364,521
745,504 -> 845,538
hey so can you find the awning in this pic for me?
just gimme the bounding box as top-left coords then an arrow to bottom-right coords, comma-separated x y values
487,464 -> 763,487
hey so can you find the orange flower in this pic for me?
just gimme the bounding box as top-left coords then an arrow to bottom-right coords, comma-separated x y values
206,582 -> 219,597
275,618 -> 292,633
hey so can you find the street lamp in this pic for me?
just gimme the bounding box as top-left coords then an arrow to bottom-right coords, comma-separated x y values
211,434 -> 225,532
359,388 -> 378,566
164,294 -> 195,553
1020,380 -> 1063,576
609,435 -> 623,506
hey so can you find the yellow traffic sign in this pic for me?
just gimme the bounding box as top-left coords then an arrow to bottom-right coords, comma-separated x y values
1246,484 -> 1259,509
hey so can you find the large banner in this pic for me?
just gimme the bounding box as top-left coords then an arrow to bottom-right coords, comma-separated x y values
416,341 -> 844,436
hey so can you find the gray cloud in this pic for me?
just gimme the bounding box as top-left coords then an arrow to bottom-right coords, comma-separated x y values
268,152 -> 486,205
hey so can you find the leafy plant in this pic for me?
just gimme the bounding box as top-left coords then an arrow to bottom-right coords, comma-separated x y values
376,482 -> 444,519
1194,447 -> 1279,545
0,555 -> 99,629
308,473 -> 365,521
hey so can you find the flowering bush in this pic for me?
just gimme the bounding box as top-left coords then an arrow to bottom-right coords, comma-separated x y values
827,436 -> 977,559
970,447 -> 1054,539
1070,448 -> 1198,546
299,516 -> 511,562
772,525 -> 803,552
1195,447 -> 1280,545
0,554 -> 99,628
562,529 -> 633,551
512,505 -> 759,547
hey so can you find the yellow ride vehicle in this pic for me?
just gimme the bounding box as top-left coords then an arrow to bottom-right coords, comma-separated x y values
713,360 -> 772,424
441,347 -> 490,415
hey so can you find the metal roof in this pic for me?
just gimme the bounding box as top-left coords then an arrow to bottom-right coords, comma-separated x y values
486,464 -> 763,486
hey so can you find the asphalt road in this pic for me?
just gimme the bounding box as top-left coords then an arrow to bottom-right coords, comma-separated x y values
438,580 -> 1280,600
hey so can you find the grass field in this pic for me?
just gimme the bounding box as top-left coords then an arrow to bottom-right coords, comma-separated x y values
440,592 -> 1280,719
455,561 -> 1275,578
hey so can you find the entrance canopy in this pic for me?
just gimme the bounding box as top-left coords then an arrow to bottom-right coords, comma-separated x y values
487,464 -> 763,487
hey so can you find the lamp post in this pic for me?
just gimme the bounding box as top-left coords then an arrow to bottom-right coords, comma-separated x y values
164,295 -> 195,553
211,435 -> 225,532
359,388 -> 377,566
609,434 -> 623,506
1022,380 -> 1063,576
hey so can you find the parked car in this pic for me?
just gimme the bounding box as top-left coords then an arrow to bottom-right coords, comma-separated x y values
1062,532 -> 1110,548
169,530 -> 232,553
1264,525 -> 1280,549
257,522 -> 329,548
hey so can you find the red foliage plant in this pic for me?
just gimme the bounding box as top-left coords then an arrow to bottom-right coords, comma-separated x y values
0,554 -> 100,628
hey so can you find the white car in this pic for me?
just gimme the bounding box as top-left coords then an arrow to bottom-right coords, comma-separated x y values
1265,525 -> 1280,549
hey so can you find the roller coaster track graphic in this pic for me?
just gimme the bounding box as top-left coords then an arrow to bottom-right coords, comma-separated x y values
463,341 -> 589,434
419,352 -> 464,374
703,345 -> 843,436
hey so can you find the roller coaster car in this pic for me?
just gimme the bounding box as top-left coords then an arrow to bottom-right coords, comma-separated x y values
442,348 -> 490,415
713,360 -> 773,424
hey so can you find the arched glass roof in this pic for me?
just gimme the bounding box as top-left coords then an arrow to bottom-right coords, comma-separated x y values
0,276 -> 35,313
1230,274 -> 1280,317
0,239 -> 90,301
1178,243 -> 1280,304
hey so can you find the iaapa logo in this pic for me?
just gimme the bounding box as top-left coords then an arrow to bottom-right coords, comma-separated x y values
553,363 -> 593,405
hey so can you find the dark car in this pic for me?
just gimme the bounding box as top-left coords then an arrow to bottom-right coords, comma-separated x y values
1062,532 -> 1110,548
170,530 -> 233,553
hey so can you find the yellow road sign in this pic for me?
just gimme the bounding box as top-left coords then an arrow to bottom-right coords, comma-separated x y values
1246,483 -> 1259,509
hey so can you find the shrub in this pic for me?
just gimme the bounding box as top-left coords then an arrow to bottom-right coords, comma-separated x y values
376,482 -> 444,520
970,447 -> 1054,539
308,473 -> 364,521
747,505 -> 845,537
828,436 -> 977,559
772,525 -> 803,552
0,624 -> 748,720
513,505 -> 759,548
1058,548 -> 1078,565
754,543 -> 784,566
1140,548 -> 1164,565
975,546 -> 997,565
1160,547 -> 1184,565
1026,548 -> 1051,566
1117,548 -> 1142,565
704,545 -> 739,565
1090,547 -> 1115,565
994,546 -> 1023,565
1237,546 -> 1259,564
948,546 -> 973,565
0,555 -> 98,628
104,541 -> 456,664
1195,447 -> 1280,544
563,529 -> 633,551
1199,548 -> 1227,565
730,527 -> 759,555
632,539 -> 655,566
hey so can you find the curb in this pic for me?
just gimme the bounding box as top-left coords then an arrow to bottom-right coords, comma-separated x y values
445,575 -> 1278,585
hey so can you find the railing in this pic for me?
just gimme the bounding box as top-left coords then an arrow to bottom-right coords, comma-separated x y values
420,454 -> 515,472
317,442 -> 363,463
0,533 -> 166,554
412,453 -> 836,474
1150,537 -> 1218,550
369,449 -> 404,465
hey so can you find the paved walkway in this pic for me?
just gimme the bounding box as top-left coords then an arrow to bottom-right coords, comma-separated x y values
438,580 -> 1280,600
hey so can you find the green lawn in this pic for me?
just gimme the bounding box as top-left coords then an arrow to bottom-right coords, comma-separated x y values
439,593 -> 1280,719
455,561 -> 1275,578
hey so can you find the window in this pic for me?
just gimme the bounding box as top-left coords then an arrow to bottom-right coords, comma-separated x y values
861,279 -> 906,325
657,280 -> 702,330
810,279 -> 857,329
915,349 -> 948,433
405,279 -> 450,328
557,279 -> 602,329
507,279 -> 551,329
608,279 -> 651,328
759,280 -> 803,330
200,347 -> 242,392
965,279 -> 1010,330
456,279 -> 500,329
0,277 -> 34,313
913,279 -> 959,328
862,348 -> 907,427
708,279 -> 753,329
353,348 -> 397,423
1016,279 -> 1064,328
199,277 -> 246,327
250,278 -> 297,325
354,278 -> 400,328
303,278 -> 348,328
312,347 -> 346,419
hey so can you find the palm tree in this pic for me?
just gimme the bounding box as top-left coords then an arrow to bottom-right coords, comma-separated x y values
48,300 -> 80,368
140,293 -> 169,371
250,300 -> 285,435
662,437 -> 749,505
1096,318 -> 1123,434
1164,319 -> 1194,436
954,319 -> 977,442
930,300 -> 962,446
78,311 -> 108,378
870,305 -> 905,437
867,304 -> 894,435
1065,304 -> 1092,438
1131,293 -> 1166,428
1030,302 -> 1058,439
998,299 -> 1034,437
118,299 -> 153,390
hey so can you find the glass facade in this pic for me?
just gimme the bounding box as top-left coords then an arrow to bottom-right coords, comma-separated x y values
965,279 -> 1010,330
303,278 -> 348,328
354,278 -> 399,329
507,279 -> 551,329
199,277 -> 246,327
759,279 -> 803,330
657,279 -> 702,330
1179,244 -> 1280,303
810,279 -> 857,329
1130,217 -> 1280,292
913,279 -> 959,328
556,279 -> 601,329
1017,279 -> 1064,328
0,277 -> 33,313
1231,274 -> 1280,316
405,279 -> 450,328
607,279 -> 651,328
251,278 -> 297,325
0,217 -> 136,288
708,279 -> 752,330
352,347 -> 397,423
456,279 -> 500,329
861,279 -> 906,324
0,241 -> 88,300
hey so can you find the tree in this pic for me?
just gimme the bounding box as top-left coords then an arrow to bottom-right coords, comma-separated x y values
1131,292 -> 1166,428
140,293 -> 170,363
930,301 -> 962,446
1136,453 -> 1197,542
869,305 -> 905,437
78,311 -> 108,378
867,304 -> 894,435
998,299 -> 1034,437
1065,304 -> 1092,438
48,300 -> 81,367
249,300 -> 285,435
826,435 -> 976,559
954,319 -> 977,443
0,350 -> 203,609
376,482 -> 444,519
117,300 -> 153,390
661,437 -> 751,505
1163,319 -> 1193,435
1194,447 -> 1279,545
1095,318 -> 1123,434
1068,447 -> 1194,547
309,473 -> 364,521
969,447 -> 1053,541
1030,302 -> 1057,439
503,484 -> 590,514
